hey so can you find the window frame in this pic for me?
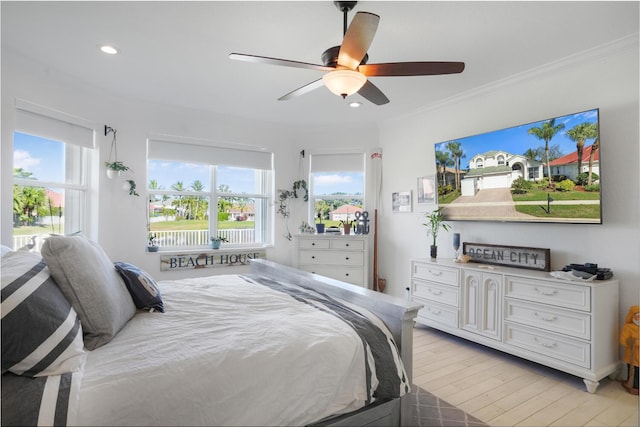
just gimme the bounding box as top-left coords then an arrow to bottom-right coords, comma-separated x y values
147,138 -> 273,250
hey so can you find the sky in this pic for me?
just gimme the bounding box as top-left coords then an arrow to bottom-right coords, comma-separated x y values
14,133 -> 366,196
434,108 -> 599,169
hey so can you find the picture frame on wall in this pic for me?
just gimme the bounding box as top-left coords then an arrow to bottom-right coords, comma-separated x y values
392,191 -> 412,212
417,175 -> 436,204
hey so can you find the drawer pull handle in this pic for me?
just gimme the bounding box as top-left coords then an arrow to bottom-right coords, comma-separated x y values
345,273 -> 350,276
311,256 -> 315,259
345,243 -> 350,247
428,270 -> 443,276
428,288 -> 443,296
312,243 -> 315,246
534,287 -> 558,296
427,307 -> 442,315
534,337 -> 557,348
534,312 -> 557,322
345,257 -> 349,260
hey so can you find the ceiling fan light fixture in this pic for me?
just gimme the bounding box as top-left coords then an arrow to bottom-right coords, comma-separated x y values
322,70 -> 367,98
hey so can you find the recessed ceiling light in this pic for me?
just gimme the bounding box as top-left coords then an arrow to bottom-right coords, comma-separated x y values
99,45 -> 119,55
349,102 -> 361,108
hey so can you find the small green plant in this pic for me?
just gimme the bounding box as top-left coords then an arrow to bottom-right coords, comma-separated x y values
126,179 -> 139,196
210,235 -> 229,243
148,233 -> 157,246
292,180 -> 308,201
556,179 -> 576,192
511,177 -> 533,194
584,183 -> 600,192
423,208 -> 451,247
104,161 -> 130,172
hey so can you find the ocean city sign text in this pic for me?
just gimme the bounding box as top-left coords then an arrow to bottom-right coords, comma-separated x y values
463,243 -> 550,271
160,250 -> 266,271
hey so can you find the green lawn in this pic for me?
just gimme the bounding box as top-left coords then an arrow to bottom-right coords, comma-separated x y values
515,204 -> 601,218
512,189 -> 599,202
150,219 -> 254,230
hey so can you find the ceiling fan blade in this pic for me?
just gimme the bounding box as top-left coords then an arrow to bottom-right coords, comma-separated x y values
338,12 -> 380,70
278,79 -> 325,101
359,62 -> 465,77
229,53 -> 334,72
358,80 -> 389,105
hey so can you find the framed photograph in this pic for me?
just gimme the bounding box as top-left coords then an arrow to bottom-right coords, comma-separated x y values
417,175 -> 436,204
392,191 -> 412,213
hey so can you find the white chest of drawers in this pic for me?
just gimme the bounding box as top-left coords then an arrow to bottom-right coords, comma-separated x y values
410,258 -> 619,393
294,234 -> 369,287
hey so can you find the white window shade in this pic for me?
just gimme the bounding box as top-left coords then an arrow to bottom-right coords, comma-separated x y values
310,153 -> 365,173
15,99 -> 95,148
148,139 -> 273,170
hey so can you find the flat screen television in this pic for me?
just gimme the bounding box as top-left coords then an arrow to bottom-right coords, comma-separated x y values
435,108 -> 602,224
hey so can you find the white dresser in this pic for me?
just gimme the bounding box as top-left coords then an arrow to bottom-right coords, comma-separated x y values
410,258 -> 619,393
294,234 -> 369,288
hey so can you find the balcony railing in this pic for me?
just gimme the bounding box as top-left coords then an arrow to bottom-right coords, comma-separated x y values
13,229 -> 255,251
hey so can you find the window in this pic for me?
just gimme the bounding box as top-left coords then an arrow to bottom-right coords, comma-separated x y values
147,138 -> 273,249
309,153 -> 365,226
12,101 -> 95,251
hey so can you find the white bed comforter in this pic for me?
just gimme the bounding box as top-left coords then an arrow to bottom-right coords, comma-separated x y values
75,274 -> 403,426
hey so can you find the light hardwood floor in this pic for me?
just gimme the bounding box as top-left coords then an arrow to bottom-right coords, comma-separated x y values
412,325 -> 639,427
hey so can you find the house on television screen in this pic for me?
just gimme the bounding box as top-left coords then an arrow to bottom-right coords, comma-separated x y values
549,144 -> 600,182
461,150 -> 544,196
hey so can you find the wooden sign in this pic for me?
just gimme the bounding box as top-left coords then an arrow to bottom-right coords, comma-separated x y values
160,250 -> 266,271
463,242 -> 550,272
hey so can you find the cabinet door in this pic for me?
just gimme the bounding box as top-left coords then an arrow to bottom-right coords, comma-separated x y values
461,270 -> 502,340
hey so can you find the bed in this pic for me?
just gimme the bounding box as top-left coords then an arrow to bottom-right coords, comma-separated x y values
1,235 -> 422,426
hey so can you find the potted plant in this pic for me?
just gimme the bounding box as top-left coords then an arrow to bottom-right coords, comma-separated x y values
423,207 -> 451,258
147,233 -> 159,252
315,211 -> 325,234
123,179 -> 139,196
105,160 -> 130,179
210,235 -> 229,249
340,219 -> 354,235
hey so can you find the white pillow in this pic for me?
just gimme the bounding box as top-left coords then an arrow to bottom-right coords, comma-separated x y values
1,245 -> 13,257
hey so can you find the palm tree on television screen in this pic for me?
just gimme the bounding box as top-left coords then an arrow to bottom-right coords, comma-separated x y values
528,119 -> 565,188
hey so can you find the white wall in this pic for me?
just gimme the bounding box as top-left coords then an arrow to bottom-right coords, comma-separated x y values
377,38 -> 640,328
1,49 -> 378,279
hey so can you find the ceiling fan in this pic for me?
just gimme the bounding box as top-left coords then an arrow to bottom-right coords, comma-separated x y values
229,1 -> 465,105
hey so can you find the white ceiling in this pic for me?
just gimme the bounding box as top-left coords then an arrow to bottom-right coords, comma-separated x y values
2,1 -> 638,129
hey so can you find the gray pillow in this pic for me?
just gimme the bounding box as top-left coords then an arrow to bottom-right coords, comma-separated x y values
41,235 -> 136,350
1,250 -> 85,376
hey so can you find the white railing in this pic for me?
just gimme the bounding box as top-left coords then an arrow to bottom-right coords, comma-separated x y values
13,229 -> 255,251
151,229 -> 255,247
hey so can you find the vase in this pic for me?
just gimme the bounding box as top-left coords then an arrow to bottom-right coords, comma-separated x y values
147,245 -> 159,252
430,245 -> 438,259
316,223 -> 325,234
343,224 -> 351,235
211,240 -> 221,249
106,169 -> 119,179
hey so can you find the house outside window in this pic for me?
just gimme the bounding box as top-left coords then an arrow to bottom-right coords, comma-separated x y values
12,101 -> 95,251
147,138 -> 273,249
309,153 -> 365,228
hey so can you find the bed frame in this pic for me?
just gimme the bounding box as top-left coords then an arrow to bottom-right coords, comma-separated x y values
250,259 -> 423,427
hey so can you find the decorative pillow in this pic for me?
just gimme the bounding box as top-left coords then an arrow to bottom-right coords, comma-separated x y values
41,235 -> 136,350
1,250 -> 85,377
114,262 -> 164,312
1,245 -> 13,257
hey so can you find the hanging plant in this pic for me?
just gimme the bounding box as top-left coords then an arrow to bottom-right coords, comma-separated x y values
292,179 -> 308,201
124,179 -> 139,196
104,126 -> 131,178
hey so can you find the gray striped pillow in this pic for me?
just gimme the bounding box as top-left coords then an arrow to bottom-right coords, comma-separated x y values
1,250 -> 85,377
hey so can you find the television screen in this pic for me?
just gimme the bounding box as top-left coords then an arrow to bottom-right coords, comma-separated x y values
435,108 -> 601,224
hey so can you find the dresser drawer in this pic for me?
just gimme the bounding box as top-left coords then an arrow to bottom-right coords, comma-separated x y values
505,276 -> 591,311
414,297 -> 459,329
298,251 -> 364,266
412,262 -> 459,287
412,279 -> 459,308
299,265 -> 364,286
504,299 -> 591,340
504,323 -> 590,369
330,239 -> 365,250
298,239 -> 331,249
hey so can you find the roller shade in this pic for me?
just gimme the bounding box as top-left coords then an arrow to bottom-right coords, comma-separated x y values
15,99 -> 95,149
310,153 -> 365,173
148,139 -> 273,170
